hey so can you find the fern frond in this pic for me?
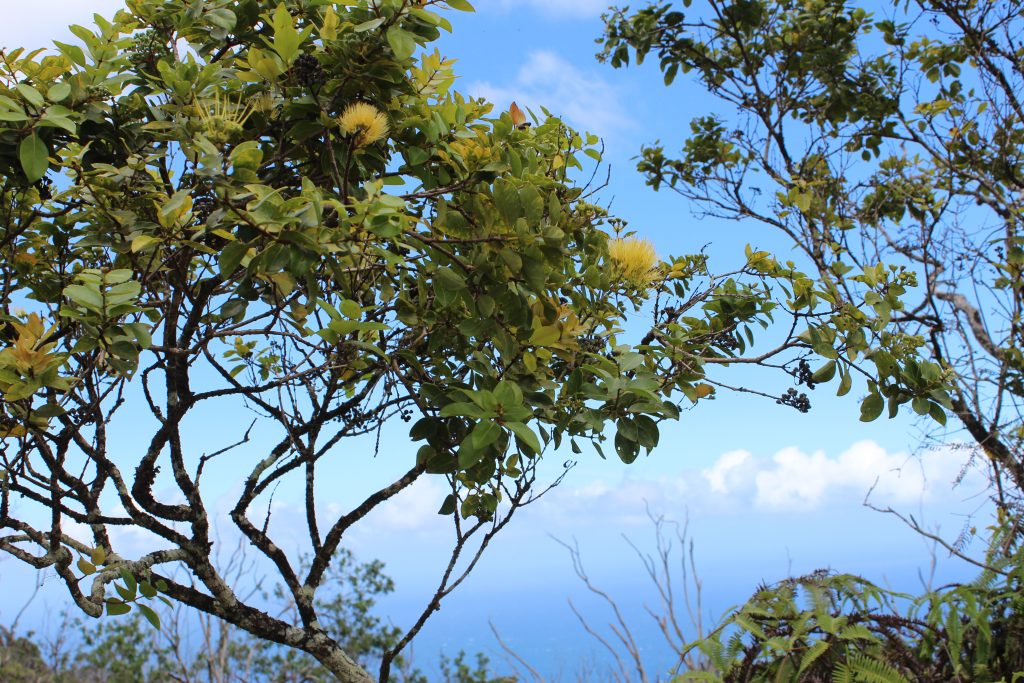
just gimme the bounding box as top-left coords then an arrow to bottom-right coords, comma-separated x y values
847,653 -> 909,683
832,661 -> 853,683
797,639 -> 831,677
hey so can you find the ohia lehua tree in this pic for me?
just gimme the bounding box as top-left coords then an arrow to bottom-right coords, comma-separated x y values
0,0 -> 949,680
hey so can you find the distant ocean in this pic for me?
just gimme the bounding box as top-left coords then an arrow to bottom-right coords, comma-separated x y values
1,487 -> 990,682
380,555 -> 980,681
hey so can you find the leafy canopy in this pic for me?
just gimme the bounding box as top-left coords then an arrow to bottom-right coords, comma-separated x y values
600,0 -> 1024,679
0,0 -> 951,679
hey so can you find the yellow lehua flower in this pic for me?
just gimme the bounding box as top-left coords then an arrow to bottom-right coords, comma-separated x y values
193,91 -> 254,145
608,237 -> 660,287
337,102 -> 389,147
248,91 -> 277,117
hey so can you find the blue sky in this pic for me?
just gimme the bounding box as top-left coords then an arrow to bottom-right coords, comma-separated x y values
0,2 -> 997,678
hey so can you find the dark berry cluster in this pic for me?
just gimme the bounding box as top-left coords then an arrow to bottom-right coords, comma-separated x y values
291,53 -> 326,88
339,403 -> 370,429
127,30 -> 170,72
474,509 -> 494,523
777,388 -> 811,413
35,177 -> 53,201
708,331 -> 740,350
794,359 -> 816,389
578,336 -> 604,353
400,408 -> 414,423
192,196 -> 217,225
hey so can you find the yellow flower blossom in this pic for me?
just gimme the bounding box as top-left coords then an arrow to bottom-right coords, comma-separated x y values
608,237 -> 660,287
193,91 -> 254,145
337,102 -> 389,147
248,91 -> 277,117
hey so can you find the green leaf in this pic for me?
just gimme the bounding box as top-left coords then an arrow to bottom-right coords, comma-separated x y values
859,392 -> 884,422
115,582 -> 133,601
499,248 -> 522,273
53,41 -> 87,66
0,94 -> 24,111
137,603 -> 161,629
506,422 -> 541,455
439,402 -> 487,419
434,266 -> 466,292
219,242 -> 249,276
812,341 -> 839,360
614,430 -> 640,464
617,417 -> 639,443
131,235 -> 162,253
469,419 -> 500,451
445,0 -> 475,10
476,295 -> 496,317
911,396 -> 930,416
353,17 -> 385,32
633,414 -> 660,449
457,442 -> 482,468
106,281 -> 141,307
37,114 -> 76,134
519,184 -> 544,225
120,568 -> 138,596
105,600 -> 132,616
15,83 -> 44,108
530,325 -> 561,347
837,371 -> 853,397
230,140 -> 263,169
207,8 -> 237,30
387,28 -> 417,61
340,299 -> 361,319
34,403 -> 65,418
46,82 -> 71,102
811,361 -> 836,384
416,443 -> 437,464
77,558 -> 96,575
438,494 -> 457,516
64,284 -> 104,312
270,3 -> 312,63
105,270 -> 134,286
493,179 -> 521,226
158,190 -> 193,228
19,134 -> 49,183
409,417 -> 437,441
493,380 -> 523,409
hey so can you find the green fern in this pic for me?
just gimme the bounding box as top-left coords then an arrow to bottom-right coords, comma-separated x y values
845,653 -> 909,683
832,661 -> 854,683
670,539 -> 1024,683
797,639 -> 831,677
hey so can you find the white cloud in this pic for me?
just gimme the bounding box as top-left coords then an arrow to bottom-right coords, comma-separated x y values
702,449 -> 754,495
365,477 -> 449,532
523,440 -> 990,531
748,441 -> 981,511
467,50 -> 630,136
